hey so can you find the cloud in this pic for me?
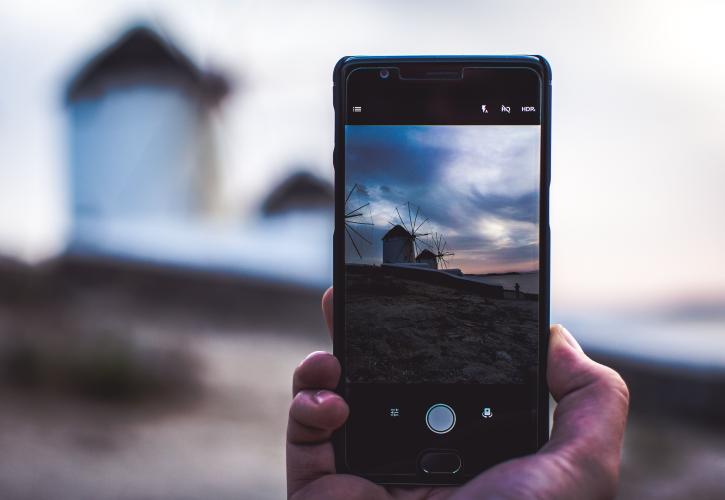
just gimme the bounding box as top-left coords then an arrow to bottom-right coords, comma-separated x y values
345,126 -> 452,191
345,125 -> 541,272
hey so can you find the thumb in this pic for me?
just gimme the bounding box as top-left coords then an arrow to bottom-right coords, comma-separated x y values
542,325 -> 630,497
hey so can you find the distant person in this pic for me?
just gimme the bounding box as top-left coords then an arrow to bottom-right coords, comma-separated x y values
286,288 -> 630,499
515,282 -> 521,299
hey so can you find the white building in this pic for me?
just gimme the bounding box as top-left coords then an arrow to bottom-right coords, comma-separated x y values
416,248 -> 438,269
382,224 -> 414,263
60,25 -> 333,291
65,25 -> 229,246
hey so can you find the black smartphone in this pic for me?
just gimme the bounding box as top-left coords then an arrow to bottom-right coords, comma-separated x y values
333,56 -> 551,485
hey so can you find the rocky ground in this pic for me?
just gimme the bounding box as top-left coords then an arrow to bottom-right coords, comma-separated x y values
345,265 -> 539,384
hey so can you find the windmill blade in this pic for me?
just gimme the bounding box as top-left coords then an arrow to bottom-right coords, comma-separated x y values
345,183 -> 358,204
419,237 -> 434,250
407,202 -> 413,231
345,226 -> 363,258
350,202 -> 370,213
395,207 -> 407,230
414,217 -> 429,233
347,220 -> 374,226
346,223 -> 372,244
412,206 -> 420,230
346,202 -> 370,219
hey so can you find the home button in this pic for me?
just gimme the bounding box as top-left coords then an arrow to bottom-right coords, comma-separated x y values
419,451 -> 462,474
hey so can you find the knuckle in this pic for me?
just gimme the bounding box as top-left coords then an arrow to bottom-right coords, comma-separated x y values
594,365 -> 630,408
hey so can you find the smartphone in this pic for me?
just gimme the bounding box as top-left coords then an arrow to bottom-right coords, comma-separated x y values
333,56 -> 551,485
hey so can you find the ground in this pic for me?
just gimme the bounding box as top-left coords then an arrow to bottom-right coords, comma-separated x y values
0,261 -> 724,499
345,265 -> 539,384
1,332 -> 724,500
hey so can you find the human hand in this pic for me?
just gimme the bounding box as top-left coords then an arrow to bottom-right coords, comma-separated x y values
287,288 -> 629,499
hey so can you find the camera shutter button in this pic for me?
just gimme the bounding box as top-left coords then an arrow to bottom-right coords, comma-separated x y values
425,403 -> 456,434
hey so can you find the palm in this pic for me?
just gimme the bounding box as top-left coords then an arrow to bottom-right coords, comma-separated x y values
286,289 -> 629,500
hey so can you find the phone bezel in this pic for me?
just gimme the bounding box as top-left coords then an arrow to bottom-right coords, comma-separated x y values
332,55 -> 552,485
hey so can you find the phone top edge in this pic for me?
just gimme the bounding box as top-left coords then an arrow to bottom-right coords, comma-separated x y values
335,55 -> 551,83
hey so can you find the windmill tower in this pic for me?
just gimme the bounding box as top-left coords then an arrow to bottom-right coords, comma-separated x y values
415,248 -> 438,269
65,25 -> 229,235
344,184 -> 374,260
382,224 -> 414,263
382,202 -> 430,263
427,232 -> 455,269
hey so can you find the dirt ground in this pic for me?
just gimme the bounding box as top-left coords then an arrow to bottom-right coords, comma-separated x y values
0,331 -> 724,500
0,261 -> 723,499
345,266 -> 539,383
0,330 -> 329,500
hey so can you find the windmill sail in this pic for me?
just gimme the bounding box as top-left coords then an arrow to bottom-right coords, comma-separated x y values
345,184 -> 374,260
425,232 -> 455,268
388,201 -> 430,261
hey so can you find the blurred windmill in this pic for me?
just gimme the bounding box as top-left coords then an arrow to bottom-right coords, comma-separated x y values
345,184 -> 374,259
426,232 -> 455,269
388,202 -> 430,260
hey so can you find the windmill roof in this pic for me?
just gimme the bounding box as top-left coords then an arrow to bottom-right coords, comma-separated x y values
382,225 -> 412,241
65,25 -> 229,104
416,249 -> 436,260
261,170 -> 333,215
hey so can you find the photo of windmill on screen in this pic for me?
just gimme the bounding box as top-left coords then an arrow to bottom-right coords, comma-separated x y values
345,125 -> 540,384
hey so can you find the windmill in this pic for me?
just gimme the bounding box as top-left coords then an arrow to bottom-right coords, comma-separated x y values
388,201 -> 430,260
426,232 -> 455,269
345,184 -> 374,259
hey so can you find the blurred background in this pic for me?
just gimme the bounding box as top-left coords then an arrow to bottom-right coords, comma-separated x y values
1,1 -> 724,498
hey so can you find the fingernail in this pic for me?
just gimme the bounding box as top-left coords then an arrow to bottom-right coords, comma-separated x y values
557,325 -> 582,351
313,390 -> 333,405
300,351 -> 328,366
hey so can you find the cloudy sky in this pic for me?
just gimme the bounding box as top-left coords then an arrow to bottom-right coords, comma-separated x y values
3,1 -> 725,309
345,125 -> 540,274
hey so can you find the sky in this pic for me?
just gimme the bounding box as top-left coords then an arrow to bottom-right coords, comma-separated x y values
1,1 -> 725,310
345,125 -> 540,274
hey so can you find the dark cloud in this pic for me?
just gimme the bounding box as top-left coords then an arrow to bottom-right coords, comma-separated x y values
469,191 -> 538,223
345,126 -> 452,190
345,125 -> 540,272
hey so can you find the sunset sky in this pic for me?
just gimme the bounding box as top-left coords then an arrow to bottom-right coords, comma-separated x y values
345,125 -> 540,274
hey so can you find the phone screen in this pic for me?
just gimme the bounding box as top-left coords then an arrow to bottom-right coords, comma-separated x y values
338,62 -> 547,479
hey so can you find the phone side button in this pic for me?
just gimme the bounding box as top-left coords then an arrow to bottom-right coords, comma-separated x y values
419,451 -> 462,475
